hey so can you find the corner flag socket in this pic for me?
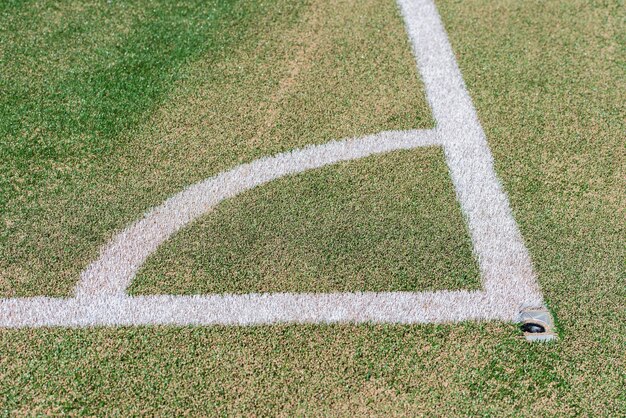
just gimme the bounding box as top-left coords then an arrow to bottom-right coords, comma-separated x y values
519,307 -> 557,342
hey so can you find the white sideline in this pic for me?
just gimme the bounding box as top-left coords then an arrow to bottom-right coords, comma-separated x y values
0,0 -> 545,328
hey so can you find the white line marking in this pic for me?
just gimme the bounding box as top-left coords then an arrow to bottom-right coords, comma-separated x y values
0,0 -> 545,327
75,130 -> 439,298
398,0 -> 543,306
2,292 -> 506,328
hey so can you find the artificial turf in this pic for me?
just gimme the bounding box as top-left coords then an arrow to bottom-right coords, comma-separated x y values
1,0 -> 624,415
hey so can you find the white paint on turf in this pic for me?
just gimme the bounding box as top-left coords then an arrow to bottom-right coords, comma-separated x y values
75,130 -> 439,298
0,0 -> 546,328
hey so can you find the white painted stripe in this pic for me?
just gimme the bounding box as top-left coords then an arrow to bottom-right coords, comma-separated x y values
1,291 -> 518,328
75,129 -> 440,298
0,0 -> 546,328
397,0 -> 544,308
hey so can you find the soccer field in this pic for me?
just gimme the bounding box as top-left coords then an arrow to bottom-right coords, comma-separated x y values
1,0 -> 624,415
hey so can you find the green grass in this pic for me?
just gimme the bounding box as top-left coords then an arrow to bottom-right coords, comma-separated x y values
0,0 -> 433,297
0,324 -> 567,416
1,0 -> 625,415
131,147 -> 480,295
0,0 -> 260,204
1,0 -> 294,296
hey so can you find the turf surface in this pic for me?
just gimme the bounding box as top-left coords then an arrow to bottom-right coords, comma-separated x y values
131,147 -> 481,295
1,0 -> 624,415
1,0 -> 433,298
